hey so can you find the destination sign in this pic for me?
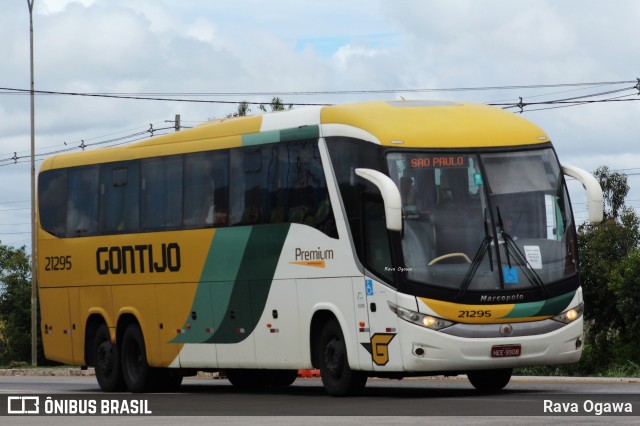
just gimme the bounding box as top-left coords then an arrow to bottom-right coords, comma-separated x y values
409,155 -> 467,168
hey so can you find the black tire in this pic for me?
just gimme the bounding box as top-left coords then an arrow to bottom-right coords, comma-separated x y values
120,323 -> 152,393
318,319 -> 367,396
467,368 -> 513,391
226,369 -> 298,388
93,323 -> 125,392
265,369 -> 298,387
226,369 -> 262,388
152,368 -> 183,392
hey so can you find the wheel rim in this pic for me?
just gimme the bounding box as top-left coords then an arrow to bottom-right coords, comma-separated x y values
96,341 -> 114,376
324,336 -> 344,379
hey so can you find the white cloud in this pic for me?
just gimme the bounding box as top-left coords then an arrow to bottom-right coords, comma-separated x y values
39,0 -> 96,15
2,0 -> 640,248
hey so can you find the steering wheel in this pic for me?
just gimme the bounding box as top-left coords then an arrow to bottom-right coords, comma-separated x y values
428,253 -> 472,265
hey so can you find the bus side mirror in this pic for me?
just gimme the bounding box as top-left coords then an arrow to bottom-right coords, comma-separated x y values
562,164 -> 604,224
355,168 -> 403,232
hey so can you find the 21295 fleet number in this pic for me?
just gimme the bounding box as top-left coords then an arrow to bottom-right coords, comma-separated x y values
45,255 -> 72,271
458,310 -> 492,318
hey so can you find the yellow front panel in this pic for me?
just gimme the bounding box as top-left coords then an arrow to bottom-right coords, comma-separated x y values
321,101 -> 549,148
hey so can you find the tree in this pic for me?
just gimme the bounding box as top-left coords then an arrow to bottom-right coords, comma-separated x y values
258,96 -> 293,113
0,243 -> 32,365
226,101 -> 252,118
577,166 -> 640,374
609,248 -> 640,364
594,165 -> 629,220
226,97 -> 293,118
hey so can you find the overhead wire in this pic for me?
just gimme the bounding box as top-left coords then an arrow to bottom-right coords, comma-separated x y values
0,78 -> 638,166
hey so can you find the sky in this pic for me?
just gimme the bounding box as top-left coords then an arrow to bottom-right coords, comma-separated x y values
1,0 -> 640,250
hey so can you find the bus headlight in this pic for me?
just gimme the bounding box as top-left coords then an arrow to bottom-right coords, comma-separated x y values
388,302 -> 454,331
552,302 -> 584,324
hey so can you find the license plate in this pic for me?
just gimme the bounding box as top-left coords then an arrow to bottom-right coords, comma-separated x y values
491,344 -> 521,358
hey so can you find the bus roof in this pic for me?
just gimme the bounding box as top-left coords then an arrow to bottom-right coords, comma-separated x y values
40,100 -> 549,171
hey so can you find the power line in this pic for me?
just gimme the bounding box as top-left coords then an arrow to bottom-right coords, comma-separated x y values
1,80 -> 636,97
0,78 -> 638,167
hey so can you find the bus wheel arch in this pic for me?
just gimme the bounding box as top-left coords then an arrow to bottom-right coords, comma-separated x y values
117,315 -> 152,393
88,316 -> 124,392
310,310 -> 337,368
315,315 -> 367,396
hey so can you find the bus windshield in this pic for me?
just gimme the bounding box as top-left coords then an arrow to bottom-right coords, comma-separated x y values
386,147 -> 577,294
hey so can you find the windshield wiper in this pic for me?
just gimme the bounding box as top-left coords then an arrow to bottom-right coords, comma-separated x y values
496,207 -> 549,296
457,210 -> 493,300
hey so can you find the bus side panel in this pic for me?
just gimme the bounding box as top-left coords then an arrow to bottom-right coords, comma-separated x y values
351,278 -> 374,370
297,277 -> 362,370
215,280 -> 257,368
253,279 -> 303,368
39,287 -> 75,365
68,287 -> 84,365
173,282 -> 217,368
155,282 -> 198,367
112,284 -> 161,367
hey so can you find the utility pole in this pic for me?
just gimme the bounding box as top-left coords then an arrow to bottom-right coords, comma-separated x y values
174,114 -> 181,132
27,0 -> 38,367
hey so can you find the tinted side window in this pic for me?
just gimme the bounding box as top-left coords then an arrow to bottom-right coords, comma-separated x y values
141,156 -> 183,231
229,140 -> 337,237
99,162 -> 140,233
325,137 -> 384,259
230,147 -> 268,226
67,166 -> 99,237
38,169 -> 67,237
280,140 -> 336,237
184,150 -> 229,228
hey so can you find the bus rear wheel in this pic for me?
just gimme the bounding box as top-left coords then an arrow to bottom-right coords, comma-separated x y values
467,368 -> 513,391
120,323 -> 152,393
318,319 -> 367,396
93,323 -> 124,392
226,369 -> 298,388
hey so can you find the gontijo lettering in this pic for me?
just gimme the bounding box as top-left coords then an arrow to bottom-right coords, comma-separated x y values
96,243 -> 181,275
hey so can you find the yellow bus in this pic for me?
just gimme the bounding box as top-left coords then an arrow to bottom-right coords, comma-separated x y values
37,100 -> 603,395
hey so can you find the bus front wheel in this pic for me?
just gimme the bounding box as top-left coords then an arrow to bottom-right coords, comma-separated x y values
467,368 -> 513,391
93,323 -> 124,392
318,319 -> 367,396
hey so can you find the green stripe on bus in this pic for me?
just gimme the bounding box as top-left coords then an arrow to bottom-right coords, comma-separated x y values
205,223 -> 291,343
242,130 -> 280,146
280,125 -> 319,141
503,290 -> 576,319
241,126 -> 319,146
502,300 -> 545,319
172,224 -> 291,345
536,290 -> 575,317
171,227 -> 252,344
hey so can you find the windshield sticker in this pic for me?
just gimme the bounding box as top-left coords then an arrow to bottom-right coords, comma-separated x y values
524,246 -> 543,269
473,173 -> 483,185
502,266 -> 519,284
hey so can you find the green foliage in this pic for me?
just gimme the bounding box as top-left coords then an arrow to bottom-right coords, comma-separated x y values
227,97 -> 293,118
226,101 -> 252,118
572,166 -> 640,376
0,243 -> 32,365
594,166 -> 630,220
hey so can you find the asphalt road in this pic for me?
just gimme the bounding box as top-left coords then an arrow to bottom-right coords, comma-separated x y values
1,374 -> 639,425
